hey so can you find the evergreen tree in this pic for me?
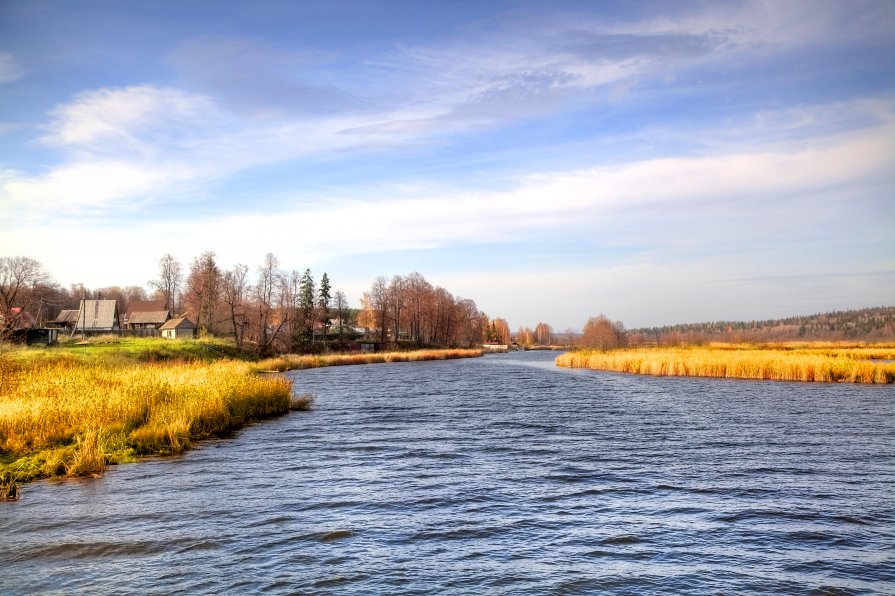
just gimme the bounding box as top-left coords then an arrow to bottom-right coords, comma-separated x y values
318,272 -> 332,344
299,269 -> 315,346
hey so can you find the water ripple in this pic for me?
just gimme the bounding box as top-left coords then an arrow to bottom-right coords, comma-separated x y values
1,351 -> 893,594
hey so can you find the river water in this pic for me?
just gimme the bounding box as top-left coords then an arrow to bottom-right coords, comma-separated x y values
2,351 -> 893,594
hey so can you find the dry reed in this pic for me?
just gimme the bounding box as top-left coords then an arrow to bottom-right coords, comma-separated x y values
0,344 -> 293,493
257,348 -> 483,373
556,344 -> 895,383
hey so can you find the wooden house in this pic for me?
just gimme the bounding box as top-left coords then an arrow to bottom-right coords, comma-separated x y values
160,315 -> 197,339
50,309 -> 80,330
124,300 -> 169,329
126,310 -> 171,330
75,300 -> 121,333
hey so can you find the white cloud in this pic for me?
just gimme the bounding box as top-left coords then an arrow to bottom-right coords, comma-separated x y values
4,119 -> 891,299
41,85 -> 222,151
1,160 -> 196,215
0,53 -> 25,83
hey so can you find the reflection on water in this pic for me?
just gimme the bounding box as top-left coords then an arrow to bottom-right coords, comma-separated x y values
2,351 -> 894,593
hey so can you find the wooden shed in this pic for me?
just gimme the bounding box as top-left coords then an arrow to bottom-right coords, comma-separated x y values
160,315 -> 197,339
50,309 -> 80,330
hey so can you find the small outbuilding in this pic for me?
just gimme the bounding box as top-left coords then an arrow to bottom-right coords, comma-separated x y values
26,328 -> 59,345
50,309 -> 80,330
160,315 -> 197,339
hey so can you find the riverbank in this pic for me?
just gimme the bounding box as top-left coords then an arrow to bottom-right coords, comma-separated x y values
0,339 -> 294,498
0,339 -> 483,498
258,348 -> 483,372
555,343 -> 895,383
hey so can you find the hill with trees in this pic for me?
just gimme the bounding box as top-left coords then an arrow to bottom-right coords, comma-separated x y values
626,307 -> 895,345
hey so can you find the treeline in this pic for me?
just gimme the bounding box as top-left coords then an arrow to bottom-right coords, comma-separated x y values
357,273 -> 491,349
0,254 -> 496,354
627,307 -> 895,345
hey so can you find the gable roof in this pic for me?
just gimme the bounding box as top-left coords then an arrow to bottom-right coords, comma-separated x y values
76,300 -> 121,330
128,310 -> 171,325
159,315 -> 196,331
126,300 -> 167,318
54,309 -> 80,324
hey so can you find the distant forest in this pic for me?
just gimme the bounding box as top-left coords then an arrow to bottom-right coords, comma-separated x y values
626,307 -> 895,345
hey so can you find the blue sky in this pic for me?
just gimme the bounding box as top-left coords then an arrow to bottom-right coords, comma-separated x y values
1,0 -> 893,330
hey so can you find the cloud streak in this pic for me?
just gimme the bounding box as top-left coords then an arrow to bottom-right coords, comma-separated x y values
0,53 -> 25,83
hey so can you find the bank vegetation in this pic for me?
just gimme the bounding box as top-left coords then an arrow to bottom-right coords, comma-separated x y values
556,343 -> 895,383
0,338 -> 482,499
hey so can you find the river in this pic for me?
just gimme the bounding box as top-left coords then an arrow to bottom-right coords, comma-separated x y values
2,351 -> 893,594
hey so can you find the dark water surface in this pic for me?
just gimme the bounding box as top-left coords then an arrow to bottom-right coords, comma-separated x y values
2,351 -> 894,594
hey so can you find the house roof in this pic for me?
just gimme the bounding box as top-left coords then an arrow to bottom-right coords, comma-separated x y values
128,310 -> 170,325
159,315 -> 196,331
76,300 -> 120,330
126,300 -> 166,318
54,309 -> 80,323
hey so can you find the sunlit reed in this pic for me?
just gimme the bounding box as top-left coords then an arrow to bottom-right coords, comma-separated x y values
257,348 -> 483,372
555,344 -> 895,383
0,341 -> 292,496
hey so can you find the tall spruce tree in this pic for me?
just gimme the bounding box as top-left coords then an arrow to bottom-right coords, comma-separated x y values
299,269 -> 315,347
318,272 -> 331,345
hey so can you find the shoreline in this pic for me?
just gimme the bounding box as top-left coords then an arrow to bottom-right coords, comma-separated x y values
0,341 -> 482,499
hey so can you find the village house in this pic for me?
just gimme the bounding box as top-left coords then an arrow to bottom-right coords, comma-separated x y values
124,300 -> 170,330
74,299 -> 121,334
49,309 -> 80,331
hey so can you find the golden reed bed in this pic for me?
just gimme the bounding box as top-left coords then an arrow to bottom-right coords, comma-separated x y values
0,353 -> 293,497
555,344 -> 895,383
258,348 -> 483,372
0,344 -> 482,497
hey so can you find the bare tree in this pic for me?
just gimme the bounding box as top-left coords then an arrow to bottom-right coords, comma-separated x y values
370,276 -> 389,343
404,272 -> 431,345
534,322 -> 553,346
490,318 -> 511,345
184,251 -> 221,336
222,263 -> 250,349
124,286 -> 148,309
0,256 -> 53,338
255,253 -> 287,356
357,292 -> 376,338
149,253 -> 183,314
333,290 -> 348,348
388,274 -> 405,343
581,315 -> 626,350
